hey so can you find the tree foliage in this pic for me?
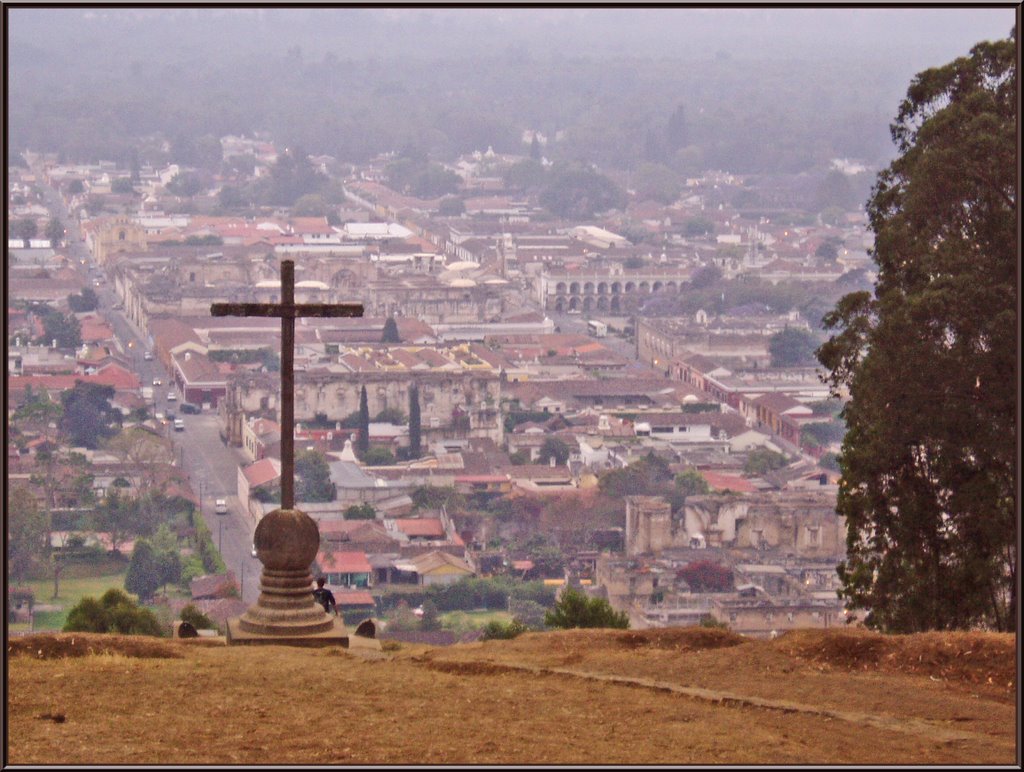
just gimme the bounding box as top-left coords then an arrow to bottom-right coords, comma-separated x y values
13,218 -> 38,241
64,588 -> 163,636
7,486 -> 48,582
343,503 -> 377,520
45,218 -> 66,245
544,587 -> 629,630
180,604 -> 215,631
67,287 -> 99,312
166,171 -> 204,197
60,382 -> 120,448
817,35 -> 1016,633
598,453 -> 673,498
675,469 -> 710,499
743,448 -> 789,477
678,560 -> 734,592
124,540 -> 161,602
768,327 -> 820,367
363,447 -> 396,466
385,158 -> 460,198
538,162 -> 627,219
357,385 -> 370,455
408,384 -> 422,459
538,437 -> 571,467
411,485 -> 465,513
380,317 -> 401,343
36,308 -> 82,349
295,449 -> 335,502
260,147 -> 327,206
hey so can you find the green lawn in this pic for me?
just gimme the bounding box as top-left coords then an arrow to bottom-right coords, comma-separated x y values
9,572 -> 190,633
440,609 -> 512,633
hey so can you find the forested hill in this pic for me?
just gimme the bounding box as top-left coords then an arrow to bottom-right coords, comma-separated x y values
6,8 -> 1010,172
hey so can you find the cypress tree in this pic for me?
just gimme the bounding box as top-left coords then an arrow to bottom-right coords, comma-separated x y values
124,539 -> 161,602
381,317 -> 401,343
357,385 -> 370,455
408,384 -> 422,459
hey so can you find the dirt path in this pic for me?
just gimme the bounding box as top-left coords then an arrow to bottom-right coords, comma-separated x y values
420,657 -> 984,744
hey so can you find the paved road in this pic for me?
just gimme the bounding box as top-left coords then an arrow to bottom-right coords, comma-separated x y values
174,414 -> 263,604
547,310 -> 640,364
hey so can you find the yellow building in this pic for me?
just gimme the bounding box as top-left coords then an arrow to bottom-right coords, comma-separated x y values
92,216 -> 147,265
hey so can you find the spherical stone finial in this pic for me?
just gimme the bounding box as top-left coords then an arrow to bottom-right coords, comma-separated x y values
253,508 -> 321,571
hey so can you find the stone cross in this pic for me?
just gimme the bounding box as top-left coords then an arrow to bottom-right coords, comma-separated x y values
211,259 -> 374,647
212,259 -> 362,508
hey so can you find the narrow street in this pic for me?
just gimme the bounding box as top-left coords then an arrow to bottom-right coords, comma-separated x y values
173,414 -> 264,604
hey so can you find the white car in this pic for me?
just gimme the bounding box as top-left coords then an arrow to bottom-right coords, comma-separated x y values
215,499 -> 227,514
166,391 -> 177,401
143,351 -> 153,361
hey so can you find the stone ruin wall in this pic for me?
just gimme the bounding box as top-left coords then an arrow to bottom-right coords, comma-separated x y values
627,491 -> 844,560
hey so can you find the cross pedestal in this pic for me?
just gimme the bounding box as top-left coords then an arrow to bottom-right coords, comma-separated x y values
225,507 -> 350,647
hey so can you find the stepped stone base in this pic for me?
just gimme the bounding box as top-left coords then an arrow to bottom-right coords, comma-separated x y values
224,506 -> 380,650
225,615 -> 351,647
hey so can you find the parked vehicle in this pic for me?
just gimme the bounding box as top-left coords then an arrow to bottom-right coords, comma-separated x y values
143,351 -> 153,361
215,499 -> 228,515
166,391 -> 177,401
180,402 -> 201,414
173,418 -> 185,432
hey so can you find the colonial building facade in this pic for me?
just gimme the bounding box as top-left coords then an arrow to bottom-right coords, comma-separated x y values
219,369 -> 503,447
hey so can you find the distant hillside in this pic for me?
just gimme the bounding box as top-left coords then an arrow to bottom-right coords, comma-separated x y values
7,626 -> 1015,764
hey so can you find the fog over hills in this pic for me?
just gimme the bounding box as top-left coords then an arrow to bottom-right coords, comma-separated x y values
9,7 -> 1012,67
6,7 -> 1016,172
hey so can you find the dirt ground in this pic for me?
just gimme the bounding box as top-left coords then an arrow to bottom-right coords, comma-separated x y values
6,626 -> 1017,765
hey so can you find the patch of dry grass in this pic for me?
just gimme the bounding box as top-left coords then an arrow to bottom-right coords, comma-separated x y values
6,627 -> 1016,766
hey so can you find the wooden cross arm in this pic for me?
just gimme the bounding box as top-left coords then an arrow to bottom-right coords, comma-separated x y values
210,303 -> 364,318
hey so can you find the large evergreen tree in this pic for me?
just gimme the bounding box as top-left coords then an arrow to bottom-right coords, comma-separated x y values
295,449 -> 335,502
357,385 -> 370,455
818,34 -> 1016,633
408,384 -> 422,459
381,317 -> 401,343
124,540 -> 161,601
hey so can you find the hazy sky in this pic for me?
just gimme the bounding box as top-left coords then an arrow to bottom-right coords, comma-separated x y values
8,6 -> 1016,68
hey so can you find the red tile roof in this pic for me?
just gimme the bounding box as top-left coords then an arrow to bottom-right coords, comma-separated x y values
78,315 -> 115,343
393,518 -> 445,538
700,471 -> 758,493
242,457 -> 281,487
7,369 -> 140,397
317,550 -> 372,574
334,590 -> 375,607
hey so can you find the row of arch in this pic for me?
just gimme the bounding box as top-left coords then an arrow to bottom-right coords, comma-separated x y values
555,295 -> 620,312
554,280 -> 681,295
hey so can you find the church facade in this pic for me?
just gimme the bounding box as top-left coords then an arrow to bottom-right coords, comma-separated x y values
219,369 -> 504,447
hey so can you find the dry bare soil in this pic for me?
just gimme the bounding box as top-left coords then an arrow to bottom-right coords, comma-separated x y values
7,626 -> 1016,765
